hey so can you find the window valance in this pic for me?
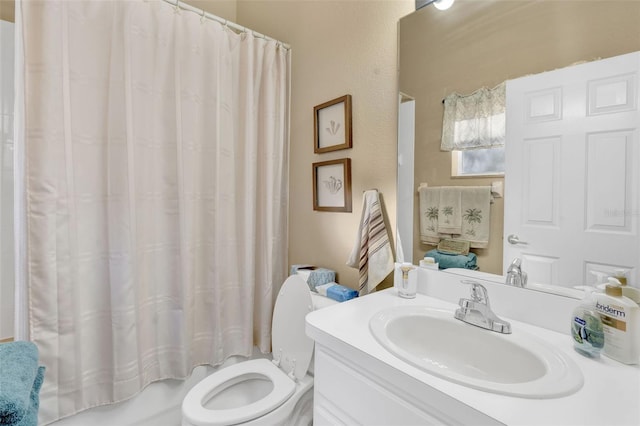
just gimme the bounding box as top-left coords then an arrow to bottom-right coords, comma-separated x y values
441,82 -> 506,152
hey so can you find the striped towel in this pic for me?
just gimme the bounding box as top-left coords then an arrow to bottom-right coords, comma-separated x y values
347,190 -> 395,295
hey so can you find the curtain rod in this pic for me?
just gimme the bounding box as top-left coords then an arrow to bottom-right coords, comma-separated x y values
159,0 -> 291,50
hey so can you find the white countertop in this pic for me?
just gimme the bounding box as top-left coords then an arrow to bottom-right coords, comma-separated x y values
306,288 -> 640,426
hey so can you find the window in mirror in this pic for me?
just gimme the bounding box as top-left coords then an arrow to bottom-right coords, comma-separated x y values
443,83 -> 506,177
452,146 -> 505,177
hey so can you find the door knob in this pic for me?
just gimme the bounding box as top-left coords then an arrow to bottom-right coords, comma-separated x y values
507,234 -> 528,245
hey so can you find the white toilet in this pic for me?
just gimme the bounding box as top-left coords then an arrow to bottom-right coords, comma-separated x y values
182,275 -> 337,426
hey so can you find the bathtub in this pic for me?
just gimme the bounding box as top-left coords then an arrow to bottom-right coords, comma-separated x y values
51,349 -> 267,426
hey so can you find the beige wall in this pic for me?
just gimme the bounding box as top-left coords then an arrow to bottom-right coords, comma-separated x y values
237,0 -> 414,289
401,0 -> 640,274
187,0 -> 236,21
0,0 -> 15,22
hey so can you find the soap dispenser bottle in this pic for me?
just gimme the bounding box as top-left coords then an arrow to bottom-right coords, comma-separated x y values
593,278 -> 640,364
571,287 -> 604,357
396,262 -> 416,299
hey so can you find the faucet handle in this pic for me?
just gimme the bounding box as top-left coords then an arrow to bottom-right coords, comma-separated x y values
508,257 -> 522,271
460,280 -> 489,305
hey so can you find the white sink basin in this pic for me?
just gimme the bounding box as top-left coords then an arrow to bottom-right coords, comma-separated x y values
369,306 -> 583,398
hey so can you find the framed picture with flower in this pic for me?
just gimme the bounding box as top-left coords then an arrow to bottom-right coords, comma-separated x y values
312,158 -> 352,212
314,95 -> 352,153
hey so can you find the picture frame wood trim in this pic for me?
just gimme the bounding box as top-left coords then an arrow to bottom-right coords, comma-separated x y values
312,158 -> 352,212
314,94 -> 353,153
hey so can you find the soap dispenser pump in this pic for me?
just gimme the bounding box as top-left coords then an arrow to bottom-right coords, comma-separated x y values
590,270 -> 609,286
612,269 -> 640,305
396,262 -> 416,299
613,269 -> 628,286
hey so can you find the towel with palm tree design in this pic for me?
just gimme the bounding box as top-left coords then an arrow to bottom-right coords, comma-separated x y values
419,184 -> 492,248
437,187 -> 462,234
419,186 -> 443,244
460,188 -> 491,247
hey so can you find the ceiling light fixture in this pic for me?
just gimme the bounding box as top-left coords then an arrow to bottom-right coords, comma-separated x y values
416,0 -> 455,11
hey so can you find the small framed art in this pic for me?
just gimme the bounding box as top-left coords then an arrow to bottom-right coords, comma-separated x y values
312,158 -> 352,212
314,95 -> 352,153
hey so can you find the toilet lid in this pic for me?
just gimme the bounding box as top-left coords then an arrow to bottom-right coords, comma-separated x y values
182,358 -> 295,426
271,275 -> 314,381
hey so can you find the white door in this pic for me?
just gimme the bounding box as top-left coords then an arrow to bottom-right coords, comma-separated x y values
504,52 -> 640,288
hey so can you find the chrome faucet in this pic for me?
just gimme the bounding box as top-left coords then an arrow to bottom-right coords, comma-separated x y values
505,257 -> 527,288
454,280 -> 511,334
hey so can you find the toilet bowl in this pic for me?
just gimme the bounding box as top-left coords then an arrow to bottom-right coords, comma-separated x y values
182,275 -> 336,426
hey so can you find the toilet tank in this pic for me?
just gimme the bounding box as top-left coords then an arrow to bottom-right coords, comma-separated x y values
307,292 -> 339,376
310,292 -> 339,310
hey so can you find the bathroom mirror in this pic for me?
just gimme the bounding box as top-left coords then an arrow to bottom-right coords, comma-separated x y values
0,15 -> 15,341
397,0 -> 640,295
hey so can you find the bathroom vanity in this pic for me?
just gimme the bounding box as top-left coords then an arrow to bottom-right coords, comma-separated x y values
305,269 -> 640,425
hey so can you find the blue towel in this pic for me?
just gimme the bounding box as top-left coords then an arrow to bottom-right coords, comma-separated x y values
12,367 -> 45,426
326,284 -> 358,302
315,283 -> 359,302
425,249 -> 479,270
0,342 -> 45,426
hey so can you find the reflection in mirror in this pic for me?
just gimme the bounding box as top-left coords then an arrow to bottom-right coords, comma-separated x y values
397,94 -> 415,263
398,0 -> 640,294
504,55 -> 639,290
0,18 -> 15,342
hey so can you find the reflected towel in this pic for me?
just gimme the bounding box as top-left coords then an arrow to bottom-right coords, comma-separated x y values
425,249 -> 478,270
418,184 -> 442,244
437,187 -> 462,234
347,190 -> 394,295
459,186 -> 491,248
419,184 -> 492,248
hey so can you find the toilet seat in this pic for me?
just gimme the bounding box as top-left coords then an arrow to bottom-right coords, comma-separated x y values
183,276 -> 320,426
271,275 -> 314,381
182,358 -> 295,426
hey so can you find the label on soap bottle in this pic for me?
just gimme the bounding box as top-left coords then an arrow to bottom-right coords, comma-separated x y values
595,298 -> 637,363
571,312 -> 604,356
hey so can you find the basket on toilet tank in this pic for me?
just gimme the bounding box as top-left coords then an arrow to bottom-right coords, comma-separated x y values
182,275 -> 338,426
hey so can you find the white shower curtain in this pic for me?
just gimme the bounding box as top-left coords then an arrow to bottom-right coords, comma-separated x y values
17,0 -> 290,423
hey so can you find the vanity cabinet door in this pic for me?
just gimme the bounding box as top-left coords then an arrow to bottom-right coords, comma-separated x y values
312,345 -> 499,426
313,346 -> 436,425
